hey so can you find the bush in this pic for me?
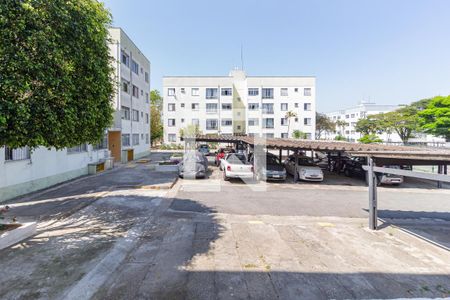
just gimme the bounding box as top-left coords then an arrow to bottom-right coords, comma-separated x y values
334,135 -> 347,141
358,134 -> 383,144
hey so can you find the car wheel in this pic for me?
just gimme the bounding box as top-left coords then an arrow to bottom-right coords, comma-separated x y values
223,171 -> 229,181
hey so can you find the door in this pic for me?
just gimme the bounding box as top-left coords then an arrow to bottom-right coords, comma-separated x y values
108,131 -> 121,162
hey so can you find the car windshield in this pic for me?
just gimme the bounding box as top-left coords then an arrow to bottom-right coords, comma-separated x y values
227,153 -> 247,164
266,156 -> 281,165
298,157 -> 315,166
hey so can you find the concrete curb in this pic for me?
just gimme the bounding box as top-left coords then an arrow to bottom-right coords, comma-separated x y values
116,176 -> 179,191
0,222 -> 37,250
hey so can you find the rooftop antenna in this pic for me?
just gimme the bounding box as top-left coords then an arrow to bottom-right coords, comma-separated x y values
240,43 -> 244,71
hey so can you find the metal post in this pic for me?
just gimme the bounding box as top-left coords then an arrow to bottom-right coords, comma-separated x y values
327,152 -> 331,171
368,157 -> 377,230
437,165 -> 443,189
294,150 -> 299,182
279,149 -> 282,163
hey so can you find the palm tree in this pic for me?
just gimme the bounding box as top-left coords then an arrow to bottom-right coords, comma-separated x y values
335,120 -> 348,136
285,111 -> 297,138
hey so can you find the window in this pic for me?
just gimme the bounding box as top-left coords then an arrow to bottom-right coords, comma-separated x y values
281,103 -> 288,111
121,106 -> 130,120
168,103 -> 176,111
121,51 -> 129,67
262,118 -> 274,128
295,103 -> 299,108
168,134 -> 176,142
191,88 -> 199,96
146,113 -> 149,124
345,114 -> 350,119
181,88 -> 185,93
145,92 -> 149,103
132,134 -> 140,145
168,119 -> 176,127
248,103 -> 259,110
191,103 -> 199,110
180,103 -> 185,108
294,88 -> 299,92
122,134 -> 130,146
351,114 -> 355,118
294,117 -> 298,122
132,109 -> 139,121
262,88 -> 274,99
4,146 -> 30,161
206,88 -> 218,99
222,103 -> 232,110
140,67 -> 143,74
206,119 -> 218,130
281,133 -> 288,138
141,90 -> 143,96
304,118 -> 312,126
248,88 -> 259,96
141,111 -> 143,118
248,118 -> 259,126
280,88 -> 288,96
168,88 -> 175,96
281,118 -> 288,125
192,119 -> 199,126
221,88 -> 232,96
262,103 -> 274,114
181,118 -> 184,123
304,88 -> 312,96
145,72 -> 149,83
146,133 -> 149,144
304,103 -> 311,111
122,79 -> 130,94
132,85 -> 139,98
206,103 -> 218,113
221,119 -> 232,126
131,60 -> 139,74
263,133 -> 274,138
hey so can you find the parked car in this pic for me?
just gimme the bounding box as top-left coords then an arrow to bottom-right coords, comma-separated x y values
215,148 -> 230,166
198,144 -> 210,156
284,155 -> 324,182
250,153 -> 286,181
221,153 -> 253,181
178,151 -> 208,179
343,157 -> 404,185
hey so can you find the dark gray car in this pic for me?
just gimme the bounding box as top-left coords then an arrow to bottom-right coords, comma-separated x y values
251,153 -> 287,181
178,151 -> 208,179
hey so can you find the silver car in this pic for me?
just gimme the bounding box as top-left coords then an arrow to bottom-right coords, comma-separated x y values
178,151 -> 208,179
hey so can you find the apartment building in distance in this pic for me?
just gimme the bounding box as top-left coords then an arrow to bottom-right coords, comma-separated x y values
325,102 -> 446,145
163,69 -> 316,143
0,27 -> 151,202
109,27 -> 151,161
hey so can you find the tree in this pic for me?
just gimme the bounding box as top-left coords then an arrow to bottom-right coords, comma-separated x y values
150,89 -> 163,145
0,0 -> 114,149
285,111 -> 297,138
335,120 -> 348,136
179,124 -> 202,138
355,115 -> 382,135
384,107 -> 419,144
418,95 -> 450,141
358,134 -> 382,144
315,112 -> 335,139
292,130 -> 307,139
334,135 -> 347,141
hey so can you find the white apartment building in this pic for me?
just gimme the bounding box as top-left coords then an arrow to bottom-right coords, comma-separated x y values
0,27 -> 150,202
163,70 -> 316,143
325,102 -> 446,145
109,27 -> 151,162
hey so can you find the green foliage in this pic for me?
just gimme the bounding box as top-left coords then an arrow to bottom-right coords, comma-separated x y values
358,134 -> 382,144
418,95 -> 450,141
334,134 -> 347,141
315,112 -> 335,139
179,124 -> 202,138
0,0 -> 114,149
150,89 -> 163,145
160,143 -> 184,150
292,130 -> 307,139
355,116 -> 382,135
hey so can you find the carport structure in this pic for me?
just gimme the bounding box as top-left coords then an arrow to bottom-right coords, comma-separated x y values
182,135 -> 450,230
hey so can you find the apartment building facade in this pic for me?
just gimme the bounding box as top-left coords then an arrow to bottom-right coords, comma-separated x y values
109,27 -> 151,161
163,70 -> 316,143
325,102 -> 446,145
0,28 -> 151,202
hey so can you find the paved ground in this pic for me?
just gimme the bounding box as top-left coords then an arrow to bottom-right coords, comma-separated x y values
1,159 -> 450,299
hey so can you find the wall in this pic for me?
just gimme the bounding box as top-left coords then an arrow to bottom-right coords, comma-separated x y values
0,146 -> 107,202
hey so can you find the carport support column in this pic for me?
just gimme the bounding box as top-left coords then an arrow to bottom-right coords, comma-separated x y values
368,156 -> 378,230
437,165 -> 443,189
294,150 -> 299,182
279,149 -> 282,163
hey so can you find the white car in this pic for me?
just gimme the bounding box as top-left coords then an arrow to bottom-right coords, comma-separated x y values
284,155 -> 324,182
220,153 -> 254,181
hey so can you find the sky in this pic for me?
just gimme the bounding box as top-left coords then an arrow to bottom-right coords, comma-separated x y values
102,0 -> 450,112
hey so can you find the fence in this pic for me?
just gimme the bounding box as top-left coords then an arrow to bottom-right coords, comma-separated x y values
4,146 -> 31,161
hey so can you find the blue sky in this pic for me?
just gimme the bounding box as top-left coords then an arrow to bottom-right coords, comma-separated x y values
102,0 -> 450,112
